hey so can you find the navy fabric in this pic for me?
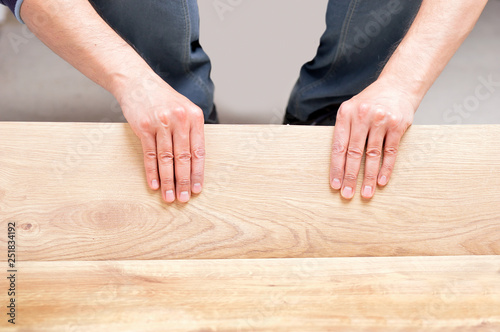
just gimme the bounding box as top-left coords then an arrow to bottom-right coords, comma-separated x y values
2,0 -> 423,123
90,0 -> 215,119
90,0 -> 421,122
286,0 -> 423,120
0,0 -> 17,13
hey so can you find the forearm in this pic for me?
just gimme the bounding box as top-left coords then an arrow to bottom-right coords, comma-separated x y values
20,0 -> 168,102
378,0 -> 488,107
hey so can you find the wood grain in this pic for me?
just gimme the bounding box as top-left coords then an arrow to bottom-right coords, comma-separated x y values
1,256 -> 499,331
1,122 -> 500,260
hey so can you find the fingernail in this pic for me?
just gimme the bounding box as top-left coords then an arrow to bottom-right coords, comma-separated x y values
193,183 -> 202,194
332,178 -> 341,189
342,186 -> 353,199
165,190 -> 175,202
179,191 -> 190,203
362,185 -> 372,197
379,176 -> 388,186
151,179 -> 159,190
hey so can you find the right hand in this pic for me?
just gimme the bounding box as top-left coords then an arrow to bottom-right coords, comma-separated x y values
116,77 -> 205,203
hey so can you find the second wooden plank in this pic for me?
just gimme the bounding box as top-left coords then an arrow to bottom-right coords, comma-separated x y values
2,256 -> 500,331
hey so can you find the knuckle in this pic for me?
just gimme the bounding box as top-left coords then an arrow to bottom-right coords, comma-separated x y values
357,103 -> 370,120
175,152 -> 192,162
139,117 -> 153,131
384,146 -> 398,156
172,106 -> 188,121
364,173 -> 378,181
366,147 -> 382,158
375,107 -> 387,117
158,151 -> 174,163
190,107 -> 204,122
337,102 -> 352,118
388,113 -> 402,128
161,177 -> 174,187
373,108 -> 387,126
158,110 -> 170,127
344,173 -> 358,181
177,178 -> 191,187
192,147 -> 206,159
144,150 -> 157,160
332,141 -> 347,155
347,146 -> 364,159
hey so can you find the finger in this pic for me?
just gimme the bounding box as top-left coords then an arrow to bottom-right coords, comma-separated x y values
378,129 -> 402,187
173,123 -> 192,203
141,133 -> 160,191
341,104 -> 372,199
330,105 -> 351,191
361,110 -> 388,198
190,110 -> 205,195
157,129 -> 175,203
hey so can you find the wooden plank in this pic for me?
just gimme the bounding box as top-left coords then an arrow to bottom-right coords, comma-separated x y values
1,256 -> 499,331
1,122 -> 500,260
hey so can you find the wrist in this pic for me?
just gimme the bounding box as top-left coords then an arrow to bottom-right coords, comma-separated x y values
109,66 -> 170,106
375,41 -> 436,111
375,69 -> 426,111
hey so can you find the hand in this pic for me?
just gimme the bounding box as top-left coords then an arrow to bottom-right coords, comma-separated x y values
330,80 -> 417,199
116,76 -> 205,203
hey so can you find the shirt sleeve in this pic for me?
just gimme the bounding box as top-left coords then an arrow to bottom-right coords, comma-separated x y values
1,0 -> 26,23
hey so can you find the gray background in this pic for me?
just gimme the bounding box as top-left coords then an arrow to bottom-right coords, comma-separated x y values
0,0 -> 499,124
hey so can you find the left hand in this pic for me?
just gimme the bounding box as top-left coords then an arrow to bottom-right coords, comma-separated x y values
329,79 -> 417,199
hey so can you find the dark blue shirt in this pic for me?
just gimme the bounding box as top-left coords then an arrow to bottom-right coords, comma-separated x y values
1,0 -> 23,22
0,0 -> 17,14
